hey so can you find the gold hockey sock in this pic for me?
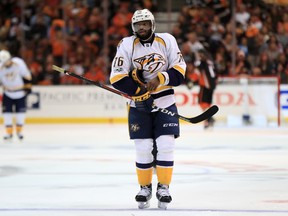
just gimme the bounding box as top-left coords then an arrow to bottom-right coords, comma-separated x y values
16,125 -> 23,134
6,126 -> 13,136
156,166 -> 173,185
136,167 -> 153,186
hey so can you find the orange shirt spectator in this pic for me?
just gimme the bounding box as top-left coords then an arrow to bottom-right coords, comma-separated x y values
49,19 -> 65,40
50,29 -> 66,57
85,66 -> 106,83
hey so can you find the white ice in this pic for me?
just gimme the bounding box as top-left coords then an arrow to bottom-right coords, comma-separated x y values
0,124 -> 288,216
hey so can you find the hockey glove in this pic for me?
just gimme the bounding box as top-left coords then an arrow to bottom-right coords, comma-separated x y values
129,68 -> 146,86
132,87 -> 154,113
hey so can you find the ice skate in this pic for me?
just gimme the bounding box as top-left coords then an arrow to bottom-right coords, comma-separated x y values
3,134 -> 13,141
135,184 -> 152,209
17,133 -> 24,140
204,117 -> 215,129
156,183 -> 172,209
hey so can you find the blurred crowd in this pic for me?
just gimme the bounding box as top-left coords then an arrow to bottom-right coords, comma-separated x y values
0,0 -> 288,85
177,0 -> 288,84
0,0 -> 155,85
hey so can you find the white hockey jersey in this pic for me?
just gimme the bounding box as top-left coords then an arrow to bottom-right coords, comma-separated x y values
110,33 -> 186,108
0,57 -> 32,99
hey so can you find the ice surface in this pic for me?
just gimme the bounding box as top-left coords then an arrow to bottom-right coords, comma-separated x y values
1,124 -> 288,216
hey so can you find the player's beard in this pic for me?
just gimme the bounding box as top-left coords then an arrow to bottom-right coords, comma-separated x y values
136,29 -> 153,41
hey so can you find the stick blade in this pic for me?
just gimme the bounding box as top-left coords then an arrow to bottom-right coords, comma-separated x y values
52,65 -> 66,73
188,105 -> 219,124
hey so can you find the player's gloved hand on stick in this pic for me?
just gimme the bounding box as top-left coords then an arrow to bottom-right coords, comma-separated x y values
129,68 -> 146,86
132,87 -> 154,113
23,77 -> 32,95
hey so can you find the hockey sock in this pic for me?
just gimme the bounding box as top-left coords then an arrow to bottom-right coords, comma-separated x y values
136,167 -> 153,186
156,165 -> 173,185
16,125 -> 23,134
5,125 -> 13,135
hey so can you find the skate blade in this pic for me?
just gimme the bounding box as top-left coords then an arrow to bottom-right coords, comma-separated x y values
138,201 -> 150,209
158,201 -> 169,210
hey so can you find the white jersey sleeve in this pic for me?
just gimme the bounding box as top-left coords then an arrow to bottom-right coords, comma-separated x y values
110,36 -> 134,85
13,57 -> 32,79
165,33 -> 186,75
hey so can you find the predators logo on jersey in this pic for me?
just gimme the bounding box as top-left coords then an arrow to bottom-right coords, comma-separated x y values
134,53 -> 166,74
130,123 -> 140,132
5,72 -> 16,81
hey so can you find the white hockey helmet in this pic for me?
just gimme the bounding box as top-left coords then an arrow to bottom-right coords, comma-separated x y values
0,50 -> 12,64
131,9 -> 156,35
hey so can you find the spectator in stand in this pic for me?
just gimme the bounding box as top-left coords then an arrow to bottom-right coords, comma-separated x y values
30,13 -> 49,43
37,54 -> 58,85
280,64 -> 288,84
277,52 -> 287,67
28,52 -> 44,84
110,2 -> 133,32
60,55 -> 84,85
246,20 -> 261,68
252,51 -> 275,76
180,42 -> 195,64
221,33 -> 233,54
274,53 -> 287,82
84,57 -> 107,83
276,22 -> 288,49
186,32 -> 205,58
214,45 -> 230,75
255,32 -> 268,55
266,35 -> 283,62
6,17 -> 22,56
50,27 -> 66,73
42,0 -> 61,20
65,18 -> 81,43
65,0 -> 88,21
235,3 -> 250,30
276,62 -> 287,84
177,5 -> 194,36
172,24 -> 185,47
235,49 -> 251,75
238,36 -> 249,57
82,7 -> 103,47
208,15 -> 226,54
283,13 -> 288,34
0,16 -> 10,41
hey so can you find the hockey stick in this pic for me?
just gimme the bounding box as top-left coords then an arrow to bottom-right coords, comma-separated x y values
52,65 -> 218,124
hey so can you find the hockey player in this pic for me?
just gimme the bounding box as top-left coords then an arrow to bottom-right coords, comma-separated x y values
188,49 -> 217,129
109,9 -> 186,209
0,50 -> 32,140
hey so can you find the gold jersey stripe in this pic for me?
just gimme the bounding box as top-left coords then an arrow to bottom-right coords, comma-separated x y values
110,73 -> 128,84
173,65 -> 185,76
155,36 -> 166,47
